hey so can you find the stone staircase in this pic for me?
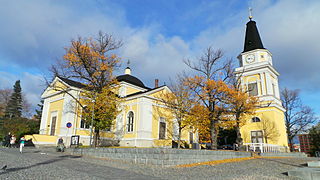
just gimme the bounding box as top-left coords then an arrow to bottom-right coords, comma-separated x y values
288,160 -> 320,180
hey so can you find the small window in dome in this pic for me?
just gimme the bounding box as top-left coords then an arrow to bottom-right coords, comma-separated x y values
252,117 -> 261,122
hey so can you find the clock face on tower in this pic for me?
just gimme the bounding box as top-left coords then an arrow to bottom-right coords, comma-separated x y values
246,54 -> 255,63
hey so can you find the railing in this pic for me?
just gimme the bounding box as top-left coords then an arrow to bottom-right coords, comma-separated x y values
243,143 -> 287,153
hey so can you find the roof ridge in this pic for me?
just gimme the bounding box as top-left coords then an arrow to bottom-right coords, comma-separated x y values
57,76 -> 86,89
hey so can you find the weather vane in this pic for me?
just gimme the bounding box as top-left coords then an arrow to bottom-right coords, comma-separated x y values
127,59 -> 130,67
248,7 -> 253,20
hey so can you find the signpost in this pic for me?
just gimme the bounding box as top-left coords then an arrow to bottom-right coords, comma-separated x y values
66,122 -> 72,128
65,122 -> 72,147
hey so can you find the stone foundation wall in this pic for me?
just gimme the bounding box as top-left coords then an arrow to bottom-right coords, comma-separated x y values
70,148 -> 252,166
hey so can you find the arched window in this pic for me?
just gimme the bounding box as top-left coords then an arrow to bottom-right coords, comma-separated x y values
252,117 -> 261,123
127,111 -> 134,132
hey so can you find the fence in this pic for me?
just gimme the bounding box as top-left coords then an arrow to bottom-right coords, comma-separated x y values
244,143 -> 288,153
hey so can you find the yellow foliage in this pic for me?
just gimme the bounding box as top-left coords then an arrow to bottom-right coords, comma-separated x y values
176,156 -> 254,168
226,87 -> 259,127
80,84 -> 122,131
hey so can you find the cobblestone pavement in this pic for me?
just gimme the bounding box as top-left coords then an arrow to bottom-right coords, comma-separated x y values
0,147 -> 160,180
1,147 -> 318,180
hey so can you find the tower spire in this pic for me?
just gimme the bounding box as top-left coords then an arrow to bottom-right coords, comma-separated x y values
243,14 -> 265,52
248,7 -> 253,20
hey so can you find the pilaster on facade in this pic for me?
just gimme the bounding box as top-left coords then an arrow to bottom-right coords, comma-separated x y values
260,73 -> 266,95
137,97 -> 153,139
39,98 -> 50,135
60,90 -> 78,136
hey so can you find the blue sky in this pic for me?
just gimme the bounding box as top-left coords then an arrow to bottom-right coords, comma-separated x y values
0,0 -> 319,117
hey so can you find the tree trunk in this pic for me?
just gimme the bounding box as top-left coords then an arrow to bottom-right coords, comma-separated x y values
209,100 -> 218,150
177,127 -> 182,149
210,125 -> 218,150
286,124 -> 294,152
94,129 -> 100,147
235,114 -> 243,149
288,137 -> 293,152
235,126 -> 243,145
209,116 -> 218,149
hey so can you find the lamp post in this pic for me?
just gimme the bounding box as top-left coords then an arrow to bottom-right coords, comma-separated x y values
89,99 -> 95,147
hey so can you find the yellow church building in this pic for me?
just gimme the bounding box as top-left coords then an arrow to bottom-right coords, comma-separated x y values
235,17 -> 289,152
28,67 -> 195,148
28,16 -> 288,152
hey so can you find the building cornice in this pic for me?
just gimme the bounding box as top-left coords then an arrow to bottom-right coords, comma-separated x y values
235,62 -> 280,76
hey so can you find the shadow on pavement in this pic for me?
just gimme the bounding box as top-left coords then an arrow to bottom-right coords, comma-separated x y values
59,155 -> 82,159
0,154 -> 82,175
259,158 -> 305,168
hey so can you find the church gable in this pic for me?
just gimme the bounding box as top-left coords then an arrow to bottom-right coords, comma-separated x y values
41,77 -> 70,99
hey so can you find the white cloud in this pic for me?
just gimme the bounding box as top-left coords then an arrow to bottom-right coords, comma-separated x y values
1,0 -> 319,114
0,1 -> 129,68
192,0 -> 320,92
120,28 -> 191,87
256,0 -> 320,91
20,72 -> 45,107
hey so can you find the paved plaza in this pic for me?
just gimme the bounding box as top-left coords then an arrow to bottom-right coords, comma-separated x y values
0,147 -> 318,179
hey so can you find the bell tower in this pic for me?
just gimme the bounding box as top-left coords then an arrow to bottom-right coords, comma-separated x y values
235,12 -> 288,151
236,15 -> 282,107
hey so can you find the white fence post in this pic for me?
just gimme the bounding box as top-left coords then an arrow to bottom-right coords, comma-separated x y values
243,143 -> 284,153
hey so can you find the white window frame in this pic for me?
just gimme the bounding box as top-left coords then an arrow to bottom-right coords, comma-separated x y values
248,82 -> 258,96
126,111 -> 134,133
251,130 -> 264,143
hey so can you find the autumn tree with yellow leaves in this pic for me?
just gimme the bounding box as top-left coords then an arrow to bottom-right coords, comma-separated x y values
184,47 -> 233,149
225,85 -> 259,147
51,32 -> 122,146
156,76 -> 196,148
189,104 -> 210,143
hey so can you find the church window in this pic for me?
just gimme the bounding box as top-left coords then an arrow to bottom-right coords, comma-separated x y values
80,117 -> 90,129
248,82 -> 258,96
80,118 -> 85,128
80,106 -> 90,129
251,131 -> 264,143
252,117 -> 261,123
159,117 -> 166,139
127,111 -> 134,132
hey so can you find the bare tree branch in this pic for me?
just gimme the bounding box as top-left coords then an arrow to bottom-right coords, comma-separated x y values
281,88 -> 318,151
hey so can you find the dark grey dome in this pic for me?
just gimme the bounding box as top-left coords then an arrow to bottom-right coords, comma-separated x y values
116,74 -> 147,88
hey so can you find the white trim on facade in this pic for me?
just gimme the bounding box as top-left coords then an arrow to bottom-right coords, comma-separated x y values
39,98 -> 50,135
